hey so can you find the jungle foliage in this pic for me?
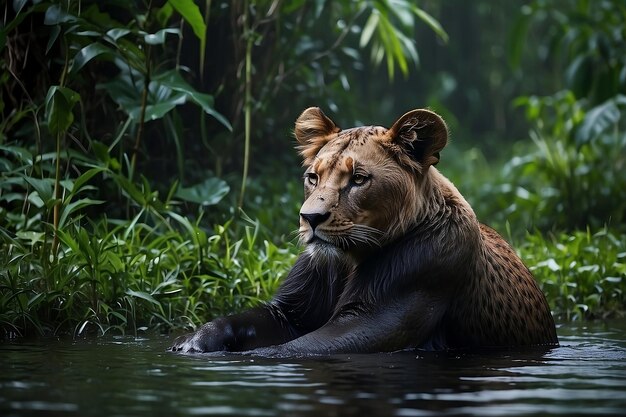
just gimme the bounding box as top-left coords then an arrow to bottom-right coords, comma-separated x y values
1,0 -> 625,338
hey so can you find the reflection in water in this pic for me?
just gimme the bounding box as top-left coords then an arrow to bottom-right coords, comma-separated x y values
1,321 -> 626,417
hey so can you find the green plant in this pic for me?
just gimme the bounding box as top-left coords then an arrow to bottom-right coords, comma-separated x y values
225,0 -> 448,205
0,137 -> 235,338
0,212 -> 297,338
2,0 -> 234,260
509,0 -> 626,106
0,0 -> 451,339
476,92 -> 626,233
521,228 -> 626,320
468,0 -> 625,233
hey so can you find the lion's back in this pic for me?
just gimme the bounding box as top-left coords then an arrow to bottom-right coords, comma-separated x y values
442,224 -> 558,349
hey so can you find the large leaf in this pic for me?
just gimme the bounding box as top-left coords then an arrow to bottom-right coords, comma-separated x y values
168,0 -> 206,75
153,70 -> 232,130
136,93 -> 187,121
97,76 -> 142,113
70,42 -> 115,74
43,5 -> 76,25
23,176 -> 54,204
100,71 -> 231,129
175,177 -> 230,206
15,231 -> 45,246
45,86 -> 80,135
576,96 -> 625,145
168,0 -> 206,44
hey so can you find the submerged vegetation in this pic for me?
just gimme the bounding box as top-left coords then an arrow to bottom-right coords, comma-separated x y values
1,0 -> 625,338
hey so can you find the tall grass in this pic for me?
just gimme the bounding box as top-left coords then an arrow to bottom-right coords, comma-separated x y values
0,214 -> 297,339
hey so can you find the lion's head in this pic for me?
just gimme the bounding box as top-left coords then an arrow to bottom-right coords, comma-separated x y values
294,107 -> 449,260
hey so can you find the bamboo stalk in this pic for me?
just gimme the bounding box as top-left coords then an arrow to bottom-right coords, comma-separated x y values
238,1 -> 253,210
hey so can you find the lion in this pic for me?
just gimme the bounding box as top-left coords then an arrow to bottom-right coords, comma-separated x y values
170,107 -> 559,354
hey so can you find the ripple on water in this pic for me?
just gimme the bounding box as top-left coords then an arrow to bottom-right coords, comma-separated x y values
0,321 -> 625,417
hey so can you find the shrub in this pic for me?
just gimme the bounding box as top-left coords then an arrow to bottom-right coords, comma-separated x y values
0,214 -> 297,338
520,228 -> 626,320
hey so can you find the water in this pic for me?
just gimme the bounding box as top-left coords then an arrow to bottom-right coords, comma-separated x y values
1,321 -> 625,417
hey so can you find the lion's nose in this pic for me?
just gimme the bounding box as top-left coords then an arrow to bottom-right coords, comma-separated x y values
300,212 -> 330,230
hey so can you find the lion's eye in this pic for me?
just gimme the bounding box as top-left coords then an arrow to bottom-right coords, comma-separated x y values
352,173 -> 369,185
305,173 -> 318,186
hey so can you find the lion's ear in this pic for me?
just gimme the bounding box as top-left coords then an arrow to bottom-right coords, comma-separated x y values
386,109 -> 448,171
294,107 -> 340,165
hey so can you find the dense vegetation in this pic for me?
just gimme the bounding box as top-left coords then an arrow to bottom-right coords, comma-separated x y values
1,0 -> 624,338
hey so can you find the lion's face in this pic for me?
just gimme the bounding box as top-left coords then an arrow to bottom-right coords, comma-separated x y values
294,108 -> 449,259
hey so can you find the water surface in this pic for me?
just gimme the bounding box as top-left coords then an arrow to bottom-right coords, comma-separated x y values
1,321 -> 625,416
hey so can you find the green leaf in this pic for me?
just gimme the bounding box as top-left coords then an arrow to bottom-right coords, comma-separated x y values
97,76 -> 141,114
126,290 -> 161,307
360,11 -> 380,48
44,5 -> 77,25
23,176 -> 54,203
168,0 -> 206,43
156,3 -> 174,27
167,211 -> 202,245
153,70 -> 232,130
15,231 -> 45,246
113,175 -> 147,206
396,29 -> 419,69
412,6 -> 448,43
389,0 -> 414,28
168,0 -> 206,77
75,31 -> 101,38
59,198 -> 105,229
0,145 -> 33,164
104,251 -> 125,274
99,76 -> 183,122
576,97 -> 623,144
565,54 -> 593,98
91,141 -> 111,165
45,86 -> 80,135
56,228 -> 80,254
105,28 -> 131,42
70,42 -> 114,74
102,70 -> 231,128
144,28 -> 180,45
46,25 -> 61,54
27,191 -> 45,208
13,0 -> 28,14
70,168 -> 106,197
142,93 -> 187,121
378,13 -> 406,78
175,177 -> 230,206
